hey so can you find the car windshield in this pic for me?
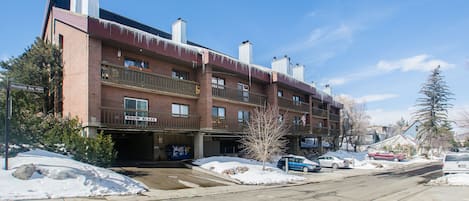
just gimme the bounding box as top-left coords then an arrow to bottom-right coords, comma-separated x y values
445,154 -> 469,161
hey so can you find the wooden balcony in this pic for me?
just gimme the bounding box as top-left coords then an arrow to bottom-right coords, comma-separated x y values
100,108 -> 200,130
312,108 -> 328,118
289,124 -> 311,135
312,127 -> 329,136
101,62 -> 199,97
278,97 -> 310,112
329,113 -> 340,122
330,129 -> 340,136
212,117 -> 248,132
212,85 -> 266,106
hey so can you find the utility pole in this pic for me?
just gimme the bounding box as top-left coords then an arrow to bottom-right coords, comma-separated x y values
4,77 -> 10,170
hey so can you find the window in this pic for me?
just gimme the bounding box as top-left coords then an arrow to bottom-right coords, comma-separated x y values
212,106 -> 225,119
237,82 -> 249,102
293,116 -> 301,125
278,114 -> 284,123
293,95 -> 304,105
124,97 -> 148,125
238,110 -> 250,123
277,90 -> 283,97
212,77 -> 225,89
172,104 -> 189,117
58,34 -> 64,50
172,69 -> 189,80
124,58 -> 149,69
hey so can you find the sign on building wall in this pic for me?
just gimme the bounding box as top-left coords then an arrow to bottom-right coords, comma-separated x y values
124,115 -> 157,122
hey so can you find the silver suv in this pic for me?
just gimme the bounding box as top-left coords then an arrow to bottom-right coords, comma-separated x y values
443,152 -> 469,175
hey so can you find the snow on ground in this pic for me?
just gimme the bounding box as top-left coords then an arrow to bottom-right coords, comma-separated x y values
193,156 -> 304,185
0,149 -> 147,200
323,150 -> 435,170
428,174 -> 469,186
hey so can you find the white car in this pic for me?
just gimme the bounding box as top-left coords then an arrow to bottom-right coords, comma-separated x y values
443,152 -> 469,175
317,155 -> 351,169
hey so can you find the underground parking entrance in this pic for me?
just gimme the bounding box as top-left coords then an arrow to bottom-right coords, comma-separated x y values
106,130 -> 232,190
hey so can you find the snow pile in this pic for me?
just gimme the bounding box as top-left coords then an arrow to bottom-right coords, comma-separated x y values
428,174 -> 469,186
0,149 -> 147,200
194,156 -> 304,185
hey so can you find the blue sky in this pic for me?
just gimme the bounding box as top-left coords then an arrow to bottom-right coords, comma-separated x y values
1,0 -> 468,130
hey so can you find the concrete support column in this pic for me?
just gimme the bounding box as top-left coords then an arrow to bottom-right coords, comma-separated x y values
83,126 -> 97,138
196,64 -> 213,130
308,95 -> 313,134
318,136 -> 323,154
194,132 -> 204,159
266,82 -> 278,106
290,136 -> 300,155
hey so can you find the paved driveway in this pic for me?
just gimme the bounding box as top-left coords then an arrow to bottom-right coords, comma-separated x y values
112,166 -> 231,190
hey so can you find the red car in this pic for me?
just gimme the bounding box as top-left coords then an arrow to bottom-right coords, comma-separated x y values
368,152 -> 406,162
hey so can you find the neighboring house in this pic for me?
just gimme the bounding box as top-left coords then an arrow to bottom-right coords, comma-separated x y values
455,133 -> 469,146
367,134 -> 417,154
403,121 -> 421,139
41,0 -> 342,162
363,125 -> 393,145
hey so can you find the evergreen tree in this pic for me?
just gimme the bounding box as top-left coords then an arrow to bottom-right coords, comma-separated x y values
414,66 -> 453,154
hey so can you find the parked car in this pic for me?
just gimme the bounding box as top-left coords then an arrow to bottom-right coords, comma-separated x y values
443,152 -> 469,175
277,155 -> 321,173
368,152 -> 406,162
317,155 -> 350,169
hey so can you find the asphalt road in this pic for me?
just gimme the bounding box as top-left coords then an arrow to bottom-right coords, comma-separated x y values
170,163 -> 469,201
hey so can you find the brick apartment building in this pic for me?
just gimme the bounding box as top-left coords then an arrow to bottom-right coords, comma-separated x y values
42,0 -> 343,162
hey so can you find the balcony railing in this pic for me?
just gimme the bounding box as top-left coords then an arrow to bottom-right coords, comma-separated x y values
329,113 -> 340,122
330,129 -> 340,136
312,108 -> 328,118
212,85 -> 266,106
212,117 -> 248,132
289,124 -> 311,134
101,62 -> 199,97
101,108 -> 200,130
312,127 -> 329,135
278,97 -> 310,112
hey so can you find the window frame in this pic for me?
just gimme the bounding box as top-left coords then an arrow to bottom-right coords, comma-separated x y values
124,97 -> 149,125
211,77 -> 225,89
172,69 -> 189,80
171,103 -> 189,118
124,57 -> 149,69
237,110 -> 250,123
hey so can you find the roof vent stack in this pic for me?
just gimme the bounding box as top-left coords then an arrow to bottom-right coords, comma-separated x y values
239,40 -> 253,64
172,18 -> 187,44
70,0 -> 99,18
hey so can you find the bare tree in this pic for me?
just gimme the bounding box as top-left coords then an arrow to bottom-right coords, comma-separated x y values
336,95 -> 370,152
239,104 -> 288,170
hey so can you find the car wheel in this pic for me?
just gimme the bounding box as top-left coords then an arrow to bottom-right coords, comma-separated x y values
303,167 -> 309,173
393,158 -> 399,162
370,157 -> 375,160
332,163 -> 339,169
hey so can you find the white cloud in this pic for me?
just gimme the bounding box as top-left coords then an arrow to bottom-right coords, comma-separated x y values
0,54 -> 9,62
328,77 -> 347,86
377,54 -> 454,72
356,94 -> 399,104
337,93 -> 399,104
367,107 -> 417,125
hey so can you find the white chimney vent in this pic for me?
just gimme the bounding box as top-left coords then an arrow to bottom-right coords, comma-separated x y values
239,40 -> 253,64
172,18 -> 187,44
292,64 -> 304,82
70,0 -> 99,18
324,84 -> 332,95
272,56 -> 292,76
